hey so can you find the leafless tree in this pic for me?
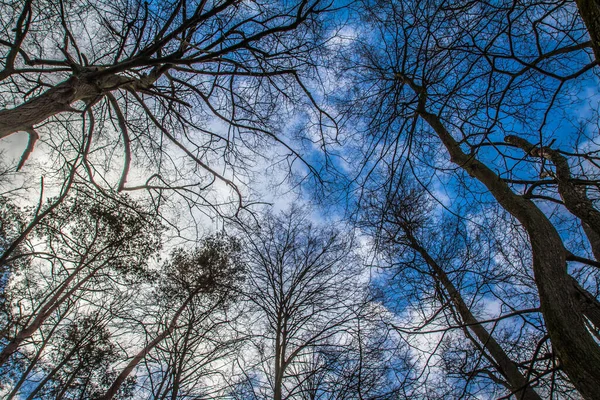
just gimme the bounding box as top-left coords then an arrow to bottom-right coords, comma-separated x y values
343,0 -> 600,396
0,0 -> 336,219
235,207 -> 363,399
360,176 -> 569,398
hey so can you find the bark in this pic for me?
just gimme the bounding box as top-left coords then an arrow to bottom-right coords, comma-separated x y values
505,136 -> 600,330
503,137 -> 600,334
505,135 -> 600,242
570,276 -> 600,338
575,0 -> 600,63
582,222 -> 600,261
405,231 -> 542,400
0,69 -> 153,140
415,99 -> 600,399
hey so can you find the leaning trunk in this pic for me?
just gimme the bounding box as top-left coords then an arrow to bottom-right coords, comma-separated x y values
0,71 -> 145,139
0,76 -> 93,139
418,105 -> 600,399
406,232 -> 542,400
98,294 -> 194,400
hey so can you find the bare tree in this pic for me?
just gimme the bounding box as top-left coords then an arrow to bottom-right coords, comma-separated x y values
343,0 -> 600,396
283,303 -> 415,400
361,176 -> 557,399
236,207 -> 362,400
0,0 -> 335,217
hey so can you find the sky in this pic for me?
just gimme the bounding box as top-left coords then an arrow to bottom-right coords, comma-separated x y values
1,0 -> 599,397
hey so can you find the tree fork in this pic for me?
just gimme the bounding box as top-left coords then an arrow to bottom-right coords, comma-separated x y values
413,98 -> 600,398
0,69 -> 157,141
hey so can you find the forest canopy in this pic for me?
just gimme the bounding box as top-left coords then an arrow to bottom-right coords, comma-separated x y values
1,0 -> 600,398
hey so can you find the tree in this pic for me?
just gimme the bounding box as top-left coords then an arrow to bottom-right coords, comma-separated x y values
237,207 -> 362,400
19,312 -> 126,400
99,233 -> 245,399
0,0 -> 335,218
343,0 -> 600,397
283,305 -> 415,399
361,176 -> 558,398
0,187 -> 162,368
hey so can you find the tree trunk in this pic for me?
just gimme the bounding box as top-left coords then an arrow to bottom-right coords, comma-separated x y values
0,264 -> 100,365
582,222 -> 600,261
505,135 -> 600,242
0,71 -> 146,140
405,231 -> 542,400
417,103 -> 600,399
570,276 -> 600,339
273,311 -> 285,400
575,0 -> 600,63
0,76 -> 91,139
98,294 -> 194,400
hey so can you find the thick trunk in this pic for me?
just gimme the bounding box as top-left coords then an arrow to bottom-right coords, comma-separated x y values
570,276 -> 600,338
504,136 -> 600,335
0,76 -> 92,139
406,232 -> 542,400
582,222 -> 600,261
0,71 -> 145,140
273,379 -> 283,400
575,0 -> 600,62
418,106 -> 600,399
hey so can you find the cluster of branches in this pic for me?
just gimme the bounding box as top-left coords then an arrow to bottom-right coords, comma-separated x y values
2,0 -> 600,399
0,0 -> 337,219
0,187 -> 408,398
0,186 -> 251,398
342,0 -> 600,398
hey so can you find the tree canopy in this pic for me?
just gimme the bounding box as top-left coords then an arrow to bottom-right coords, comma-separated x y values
1,0 -> 600,398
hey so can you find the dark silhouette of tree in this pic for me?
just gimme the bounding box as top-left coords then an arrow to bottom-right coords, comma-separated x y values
99,233 -> 245,399
0,188 -> 162,368
235,207 -> 363,400
19,312 -> 131,400
0,0 -> 335,217
2,0 -> 600,398
343,0 -> 600,396
283,305 -> 415,399
361,177 -> 556,398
